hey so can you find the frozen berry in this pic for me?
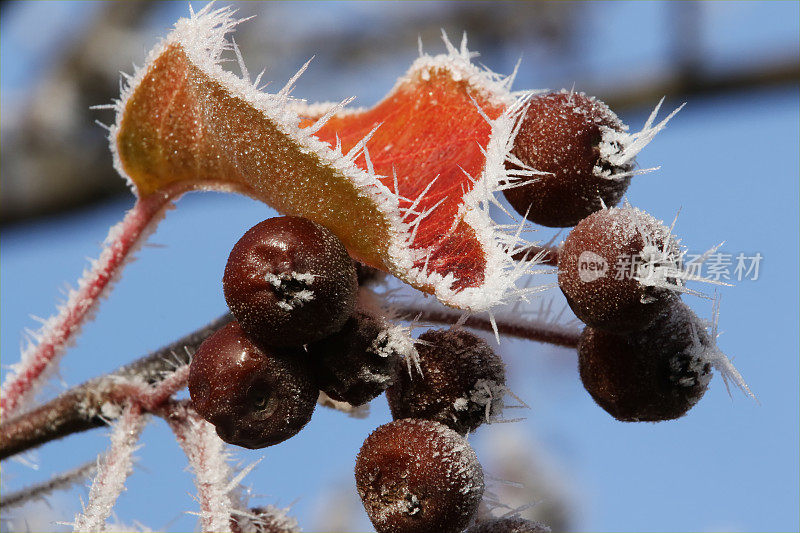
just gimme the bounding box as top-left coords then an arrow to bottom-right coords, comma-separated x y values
504,91 -> 631,227
188,322 -> 317,448
578,300 -> 712,422
386,329 -> 506,434
559,207 -> 680,333
466,517 -> 550,533
223,216 -> 358,347
306,311 -> 401,406
355,419 -> 484,533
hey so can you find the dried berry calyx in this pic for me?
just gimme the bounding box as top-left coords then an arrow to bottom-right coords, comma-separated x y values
578,300 -> 712,422
223,216 -> 358,347
188,322 -> 317,448
466,517 -> 551,533
559,207 -> 682,333
386,328 -> 506,434
306,310 -> 402,406
504,90 -> 632,227
355,419 -> 485,533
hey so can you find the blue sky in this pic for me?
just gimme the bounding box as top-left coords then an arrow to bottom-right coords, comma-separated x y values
1,2 -> 798,532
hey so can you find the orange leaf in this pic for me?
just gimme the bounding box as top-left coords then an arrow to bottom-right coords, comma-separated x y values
111,5 -> 540,311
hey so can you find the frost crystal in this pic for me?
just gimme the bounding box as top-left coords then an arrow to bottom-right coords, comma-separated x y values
264,271 -> 316,311
469,378 -> 508,424
596,97 -> 685,179
622,205 -> 733,297
689,297 -> 754,399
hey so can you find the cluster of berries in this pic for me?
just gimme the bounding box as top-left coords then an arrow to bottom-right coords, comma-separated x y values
504,91 -> 715,422
188,216 -> 400,448
188,89 -> 726,532
360,326 -> 512,532
188,216 -> 537,532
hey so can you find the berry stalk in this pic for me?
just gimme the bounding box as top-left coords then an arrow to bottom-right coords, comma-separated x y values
164,400 -> 239,533
72,402 -> 146,532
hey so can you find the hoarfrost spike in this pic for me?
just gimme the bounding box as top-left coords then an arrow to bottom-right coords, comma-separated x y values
231,37 -> 248,81
278,56 -> 314,99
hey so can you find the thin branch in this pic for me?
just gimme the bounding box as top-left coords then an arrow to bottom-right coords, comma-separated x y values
0,461 -> 97,511
0,296 -> 580,460
600,59 -> 799,114
1,194 -> 171,419
393,304 -> 581,349
0,314 -> 233,461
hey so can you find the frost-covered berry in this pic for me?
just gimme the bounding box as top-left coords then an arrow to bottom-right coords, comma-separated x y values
504,91 -> 631,227
559,207 -> 681,333
466,517 -> 551,533
306,311 -> 401,406
355,419 -> 484,533
386,329 -> 506,435
578,300 -> 712,422
223,216 -> 358,347
188,322 -> 317,448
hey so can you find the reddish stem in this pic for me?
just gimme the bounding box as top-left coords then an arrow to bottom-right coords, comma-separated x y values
0,193 -> 172,418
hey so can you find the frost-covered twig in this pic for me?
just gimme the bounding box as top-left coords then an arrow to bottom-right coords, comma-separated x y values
164,401 -> 238,533
392,304 -> 581,348
0,461 -> 97,511
0,314 -> 233,461
0,298 -> 580,461
72,403 -> 146,532
1,194 -> 172,419
115,365 -> 192,413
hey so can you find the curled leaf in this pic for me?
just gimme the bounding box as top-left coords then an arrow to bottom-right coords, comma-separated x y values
112,5 -> 540,310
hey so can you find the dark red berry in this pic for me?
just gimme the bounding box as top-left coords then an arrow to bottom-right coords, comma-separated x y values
504,90 -> 631,227
466,517 -> 550,533
578,300 -> 712,422
223,216 -> 358,347
559,207 -> 680,333
355,419 -> 484,533
386,329 -> 506,435
188,322 -> 317,448
306,311 -> 401,406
